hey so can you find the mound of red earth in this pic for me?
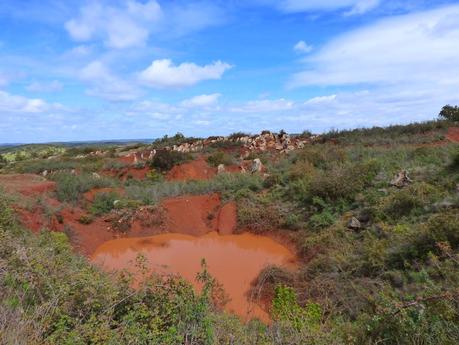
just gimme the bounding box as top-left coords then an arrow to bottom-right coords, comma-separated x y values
0,174 -> 55,196
104,166 -> 150,181
120,193 -> 238,238
446,127 -> 459,143
2,172 -> 239,256
166,158 -> 216,181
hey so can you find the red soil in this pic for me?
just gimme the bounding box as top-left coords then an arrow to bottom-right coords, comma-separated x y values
217,202 -> 238,235
446,127 -> 459,143
0,174 -> 55,196
103,166 -> 150,181
57,207 -> 114,255
166,158 -> 216,181
160,193 -> 221,236
14,208 -> 48,233
4,172 -> 239,257
75,194 -> 239,254
118,155 -> 136,164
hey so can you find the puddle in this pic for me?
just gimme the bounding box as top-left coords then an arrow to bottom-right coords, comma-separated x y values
92,232 -> 296,322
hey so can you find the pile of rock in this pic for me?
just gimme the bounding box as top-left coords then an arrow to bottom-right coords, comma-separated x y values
168,130 -> 312,154
122,150 -> 156,164
116,131 -> 314,162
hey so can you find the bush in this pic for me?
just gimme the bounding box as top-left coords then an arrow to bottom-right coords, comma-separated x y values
292,160 -> 380,203
89,192 -> 118,216
272,285 -> 322,331
52,173 -> 116,203
390,212 -> 459,266
151,132 -> 201,149
78,214 -> 94,224
237,196 -> 284,233
206,151 -> 234,167
381,183 -> 439,221
149,150 -> 191,172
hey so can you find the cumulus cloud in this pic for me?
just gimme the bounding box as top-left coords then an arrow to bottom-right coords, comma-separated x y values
293,40 -> 313,53
80,61 -> 142,101
26,80 -> 63,93
139,59 -> 232,88
181,93 -> 221,107
65,1 -> 224,49
0,90 -> 58,113
65,1 -> 161,49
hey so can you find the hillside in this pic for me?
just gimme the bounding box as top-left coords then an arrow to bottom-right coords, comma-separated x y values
0,120 -> 458,345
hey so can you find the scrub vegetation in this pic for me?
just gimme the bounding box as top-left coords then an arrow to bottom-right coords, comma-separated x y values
1,118 -> 458,344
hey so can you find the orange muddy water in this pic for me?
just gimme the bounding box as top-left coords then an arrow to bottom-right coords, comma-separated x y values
92,232 -> 296,322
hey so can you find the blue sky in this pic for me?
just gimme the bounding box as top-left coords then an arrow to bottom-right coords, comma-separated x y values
0,0 -> 458,143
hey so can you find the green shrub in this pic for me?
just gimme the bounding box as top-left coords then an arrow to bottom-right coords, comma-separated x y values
78,214 -> 94,224
151,132 -> 201,149
52,173 -> 116,203
149,150 -> 192,172
293,160 -> 379,203
89,192 -> 118,216
206,151 -> 234,167
272,285 -> 322,331
381,183 -> 439,220
389,212 -> 459,267
237,196 -> 284,233
308,210 -> 336,230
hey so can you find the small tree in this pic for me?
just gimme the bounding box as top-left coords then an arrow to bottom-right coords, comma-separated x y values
439,105 -> 459,121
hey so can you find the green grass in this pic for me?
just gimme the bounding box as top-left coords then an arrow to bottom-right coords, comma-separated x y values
126,172 -> 264,204
51,172 -> 117,203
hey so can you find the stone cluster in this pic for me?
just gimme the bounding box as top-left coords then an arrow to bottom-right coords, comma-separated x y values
167,131 -> 313,154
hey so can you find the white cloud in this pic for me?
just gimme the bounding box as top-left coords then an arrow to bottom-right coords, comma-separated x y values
26,80 -> 63,93
345,0 -> 380,15
65,1 -> 161,49
290,5 -> 459,88
181,93 -> 221,108
80,61 -> 141,101
0,90 -> 58,113
139,59 -> 232,88
65,1 -> 224,49
231,98 -> 294,113
265,0 -> 380,14
304,94 -> 337,104
293,40 -> 313,53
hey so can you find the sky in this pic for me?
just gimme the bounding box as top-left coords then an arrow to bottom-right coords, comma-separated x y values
0,0 -> 458,143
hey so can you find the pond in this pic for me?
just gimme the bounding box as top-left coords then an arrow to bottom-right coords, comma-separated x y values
92,231 -> 296,322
